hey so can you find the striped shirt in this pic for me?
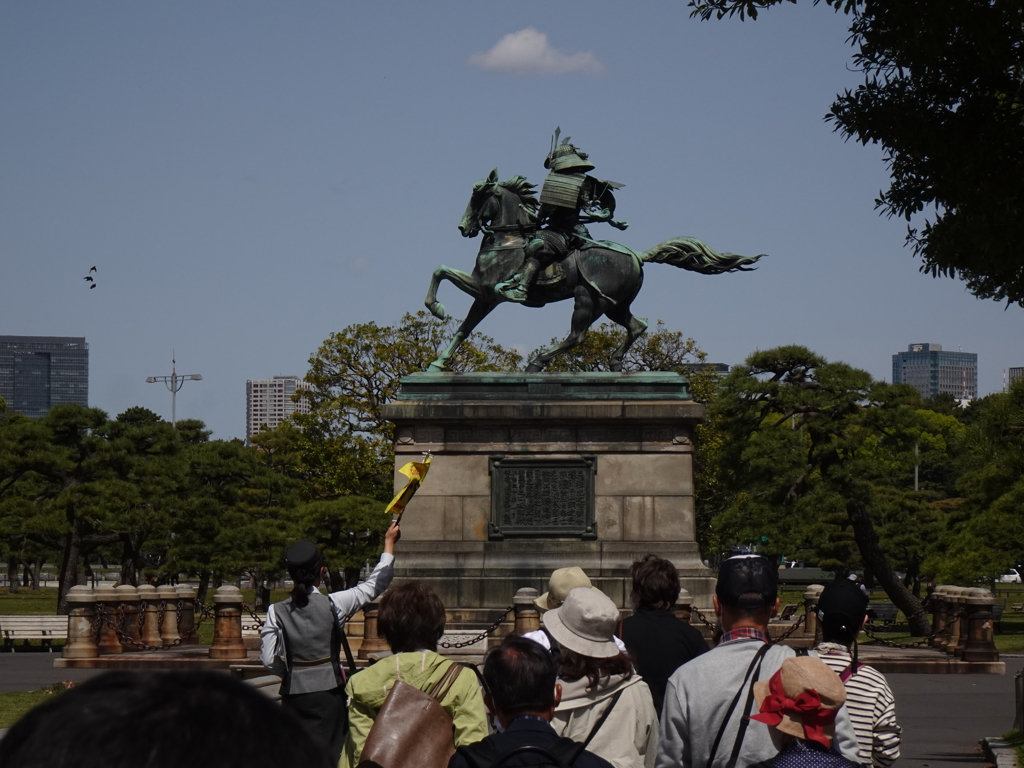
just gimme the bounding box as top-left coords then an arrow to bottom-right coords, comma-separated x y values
814,643 -> 901,768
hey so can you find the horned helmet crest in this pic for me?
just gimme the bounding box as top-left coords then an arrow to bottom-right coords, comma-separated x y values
544,127 -> 595,173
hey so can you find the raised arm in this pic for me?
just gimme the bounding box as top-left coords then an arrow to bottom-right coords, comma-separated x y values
329,522 -> 400,623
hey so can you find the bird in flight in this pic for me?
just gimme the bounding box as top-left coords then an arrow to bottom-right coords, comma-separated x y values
84,266 -> 98,288
89,266 -> 97,273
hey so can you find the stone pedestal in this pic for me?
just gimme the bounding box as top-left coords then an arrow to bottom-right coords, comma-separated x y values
382,372 -> 714,609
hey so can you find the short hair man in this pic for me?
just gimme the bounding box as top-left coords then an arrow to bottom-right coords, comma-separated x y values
0,670 -> 332,768
655,556 -> 862,768
449,635 -> 614,768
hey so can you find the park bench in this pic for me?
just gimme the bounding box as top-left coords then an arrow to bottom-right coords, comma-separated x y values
1011,602 -> 1024,612
866,603 -> 899,624
0,615 -> 67,651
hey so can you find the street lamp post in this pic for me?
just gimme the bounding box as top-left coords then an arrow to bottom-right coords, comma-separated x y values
146,353 -> 203,427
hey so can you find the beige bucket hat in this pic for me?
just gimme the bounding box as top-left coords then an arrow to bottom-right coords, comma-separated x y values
751,656 -> 846,749
535,567 -> 598,612
543,587 -> 621,659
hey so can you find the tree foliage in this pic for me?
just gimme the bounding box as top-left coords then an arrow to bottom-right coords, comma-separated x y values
710,346 -> 935,634
689,0 -> 1024,305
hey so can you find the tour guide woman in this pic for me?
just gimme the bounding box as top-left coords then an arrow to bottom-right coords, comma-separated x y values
260,522 -> 400,762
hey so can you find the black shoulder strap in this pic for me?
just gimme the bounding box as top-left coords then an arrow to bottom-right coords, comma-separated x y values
724,647 -> 772,768
453,741 -> 497,768
541,626 -> 561,653
338,624 -> 358,676
565,687 -> 625,764
705,643 -> 771,768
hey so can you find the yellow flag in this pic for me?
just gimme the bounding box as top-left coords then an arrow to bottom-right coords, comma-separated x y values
385,454 -> 432,518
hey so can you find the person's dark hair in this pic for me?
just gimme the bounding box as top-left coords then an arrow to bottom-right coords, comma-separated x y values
631,554 -> 681,609
289,569 -> 315,609
558,648 -> 633,691
0,671 -> 332,768
378,582 -> 446,652
821,614 -> 859,647
485,635 -> 558,717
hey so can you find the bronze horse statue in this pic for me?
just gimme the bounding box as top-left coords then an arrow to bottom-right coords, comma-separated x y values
425,170 -> 763,372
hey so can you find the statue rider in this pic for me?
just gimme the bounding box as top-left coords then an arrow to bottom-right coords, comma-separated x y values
495,129 -> 628,303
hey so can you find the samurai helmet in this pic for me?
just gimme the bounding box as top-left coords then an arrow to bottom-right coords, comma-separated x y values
544,127 -> 595,173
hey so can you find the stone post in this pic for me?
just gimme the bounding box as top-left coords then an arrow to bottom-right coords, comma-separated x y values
939,586 -> 957,652
63,585 -> 99,659
929,586 -> 948,649
674,588 -> 693,624
358,602 -> 390,660
803,584 -> 824,642
157,585 -> 181,646
209,585 -> 247,660
137,584 -> 163,648
176,585 -> 198,644
115,585 -> 141,649
961,588 -> 999,662
946,587 -> 966,656
94,584 -> 123,655
513,588 -> 541,636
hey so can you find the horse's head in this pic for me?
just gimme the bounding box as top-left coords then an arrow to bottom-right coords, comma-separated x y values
459,168 -> 500,238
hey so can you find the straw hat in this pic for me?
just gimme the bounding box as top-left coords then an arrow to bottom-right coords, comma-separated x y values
543,587 -> 621,659
535,567 -> 599,612
751,656 -> 846,749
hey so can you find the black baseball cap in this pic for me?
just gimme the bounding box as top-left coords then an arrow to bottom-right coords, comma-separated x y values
716,555 -> 778,608
284,541 -> 322,572
817,579 -> 868,625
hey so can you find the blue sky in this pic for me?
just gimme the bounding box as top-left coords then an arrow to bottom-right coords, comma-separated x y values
2,1 -> 1020,440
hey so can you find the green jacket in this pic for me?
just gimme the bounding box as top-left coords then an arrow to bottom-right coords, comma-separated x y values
340,650 -> 489,768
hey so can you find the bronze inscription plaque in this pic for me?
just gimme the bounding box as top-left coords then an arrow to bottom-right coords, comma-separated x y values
489,456 -> 596,539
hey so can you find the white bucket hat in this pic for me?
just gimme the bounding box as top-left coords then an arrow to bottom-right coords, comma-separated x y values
544,587 -> 621,658
535,567 -> 598,612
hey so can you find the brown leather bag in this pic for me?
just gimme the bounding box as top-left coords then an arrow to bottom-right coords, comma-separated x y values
356,659 -> 465,768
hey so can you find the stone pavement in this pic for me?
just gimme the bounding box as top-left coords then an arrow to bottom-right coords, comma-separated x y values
0,653 -> 1020,766
887,656 -> 1023,768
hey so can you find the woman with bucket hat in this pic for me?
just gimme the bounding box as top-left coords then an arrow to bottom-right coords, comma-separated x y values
544,587 -> 659,768
747,655 -> 858,768
260,522 -> 400,763
523,567 -> 628,656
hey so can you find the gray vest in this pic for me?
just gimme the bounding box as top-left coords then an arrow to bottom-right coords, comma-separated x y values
275,591 -> 343,696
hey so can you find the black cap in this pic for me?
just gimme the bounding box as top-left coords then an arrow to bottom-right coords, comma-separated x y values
817,579 -> 868,625
285,541 -> 322,572
716,555 -> 778,608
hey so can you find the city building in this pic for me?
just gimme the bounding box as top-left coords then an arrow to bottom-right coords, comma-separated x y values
0,336 -> 89,418
1010,367 -> 1024,387
892,343 -> 977,400
245,375 -> 311,442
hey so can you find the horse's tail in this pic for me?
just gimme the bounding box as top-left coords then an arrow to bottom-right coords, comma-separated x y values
641,237 -> 764,274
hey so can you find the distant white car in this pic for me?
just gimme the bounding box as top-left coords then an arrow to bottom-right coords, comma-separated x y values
998,568 -> 1022,583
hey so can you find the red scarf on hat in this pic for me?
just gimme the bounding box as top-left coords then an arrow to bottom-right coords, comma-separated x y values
750,669 -> 838,750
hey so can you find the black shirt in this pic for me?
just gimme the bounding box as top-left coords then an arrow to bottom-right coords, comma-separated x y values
620,606 -> 710,714
448,717 -> 614,768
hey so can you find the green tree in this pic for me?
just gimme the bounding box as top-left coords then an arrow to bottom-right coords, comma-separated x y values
689,0 -> 1024,305
298,311 -> 522,501
711,346 -> 933,634
928,379 -> 1024,583
292,497 -> 392,590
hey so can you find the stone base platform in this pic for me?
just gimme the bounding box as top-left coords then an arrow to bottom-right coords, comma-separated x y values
55,646 -> 262,669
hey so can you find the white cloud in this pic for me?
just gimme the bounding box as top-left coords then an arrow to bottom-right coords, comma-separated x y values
468,28 -> 606,76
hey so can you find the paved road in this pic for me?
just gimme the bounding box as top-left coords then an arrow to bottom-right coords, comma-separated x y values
887,656 -> 1023,768
0,653 -> 101,693
0,653 -> 1021,766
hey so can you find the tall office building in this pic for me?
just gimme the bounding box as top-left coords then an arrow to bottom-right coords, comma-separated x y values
0,336 -> 89,419
892,343 -> 977,400
1010,368 -> 1024,387
246,375 -> 311,441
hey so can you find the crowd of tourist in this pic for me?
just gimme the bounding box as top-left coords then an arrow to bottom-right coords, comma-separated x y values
0,524 -> 902,768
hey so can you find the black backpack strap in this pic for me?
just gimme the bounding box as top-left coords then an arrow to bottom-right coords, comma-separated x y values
705,643 -> 771,768
454,741 -> 498,768
724,647 -> 772,768
541,627 -> 561,654
564,687 -> 625,764
488,745 -> 572,768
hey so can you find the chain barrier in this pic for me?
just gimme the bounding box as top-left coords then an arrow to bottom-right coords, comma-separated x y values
94,598 -> 203,652
689,606 -> 718,634
439,605 -> 514,649
242,603 -> 265,631
772,612 -> 806,644
862,607 -> 964,649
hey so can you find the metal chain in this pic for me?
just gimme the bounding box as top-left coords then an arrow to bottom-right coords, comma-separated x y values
862,607 -> 965,649
242,603 -> 265,631
689,606 -> 718,633
772,612 -> 806,643
439,605 -> 514,649
95,600 -> 205,652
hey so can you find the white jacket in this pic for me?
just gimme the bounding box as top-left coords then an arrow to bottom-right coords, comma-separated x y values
551,673 -> 660,768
